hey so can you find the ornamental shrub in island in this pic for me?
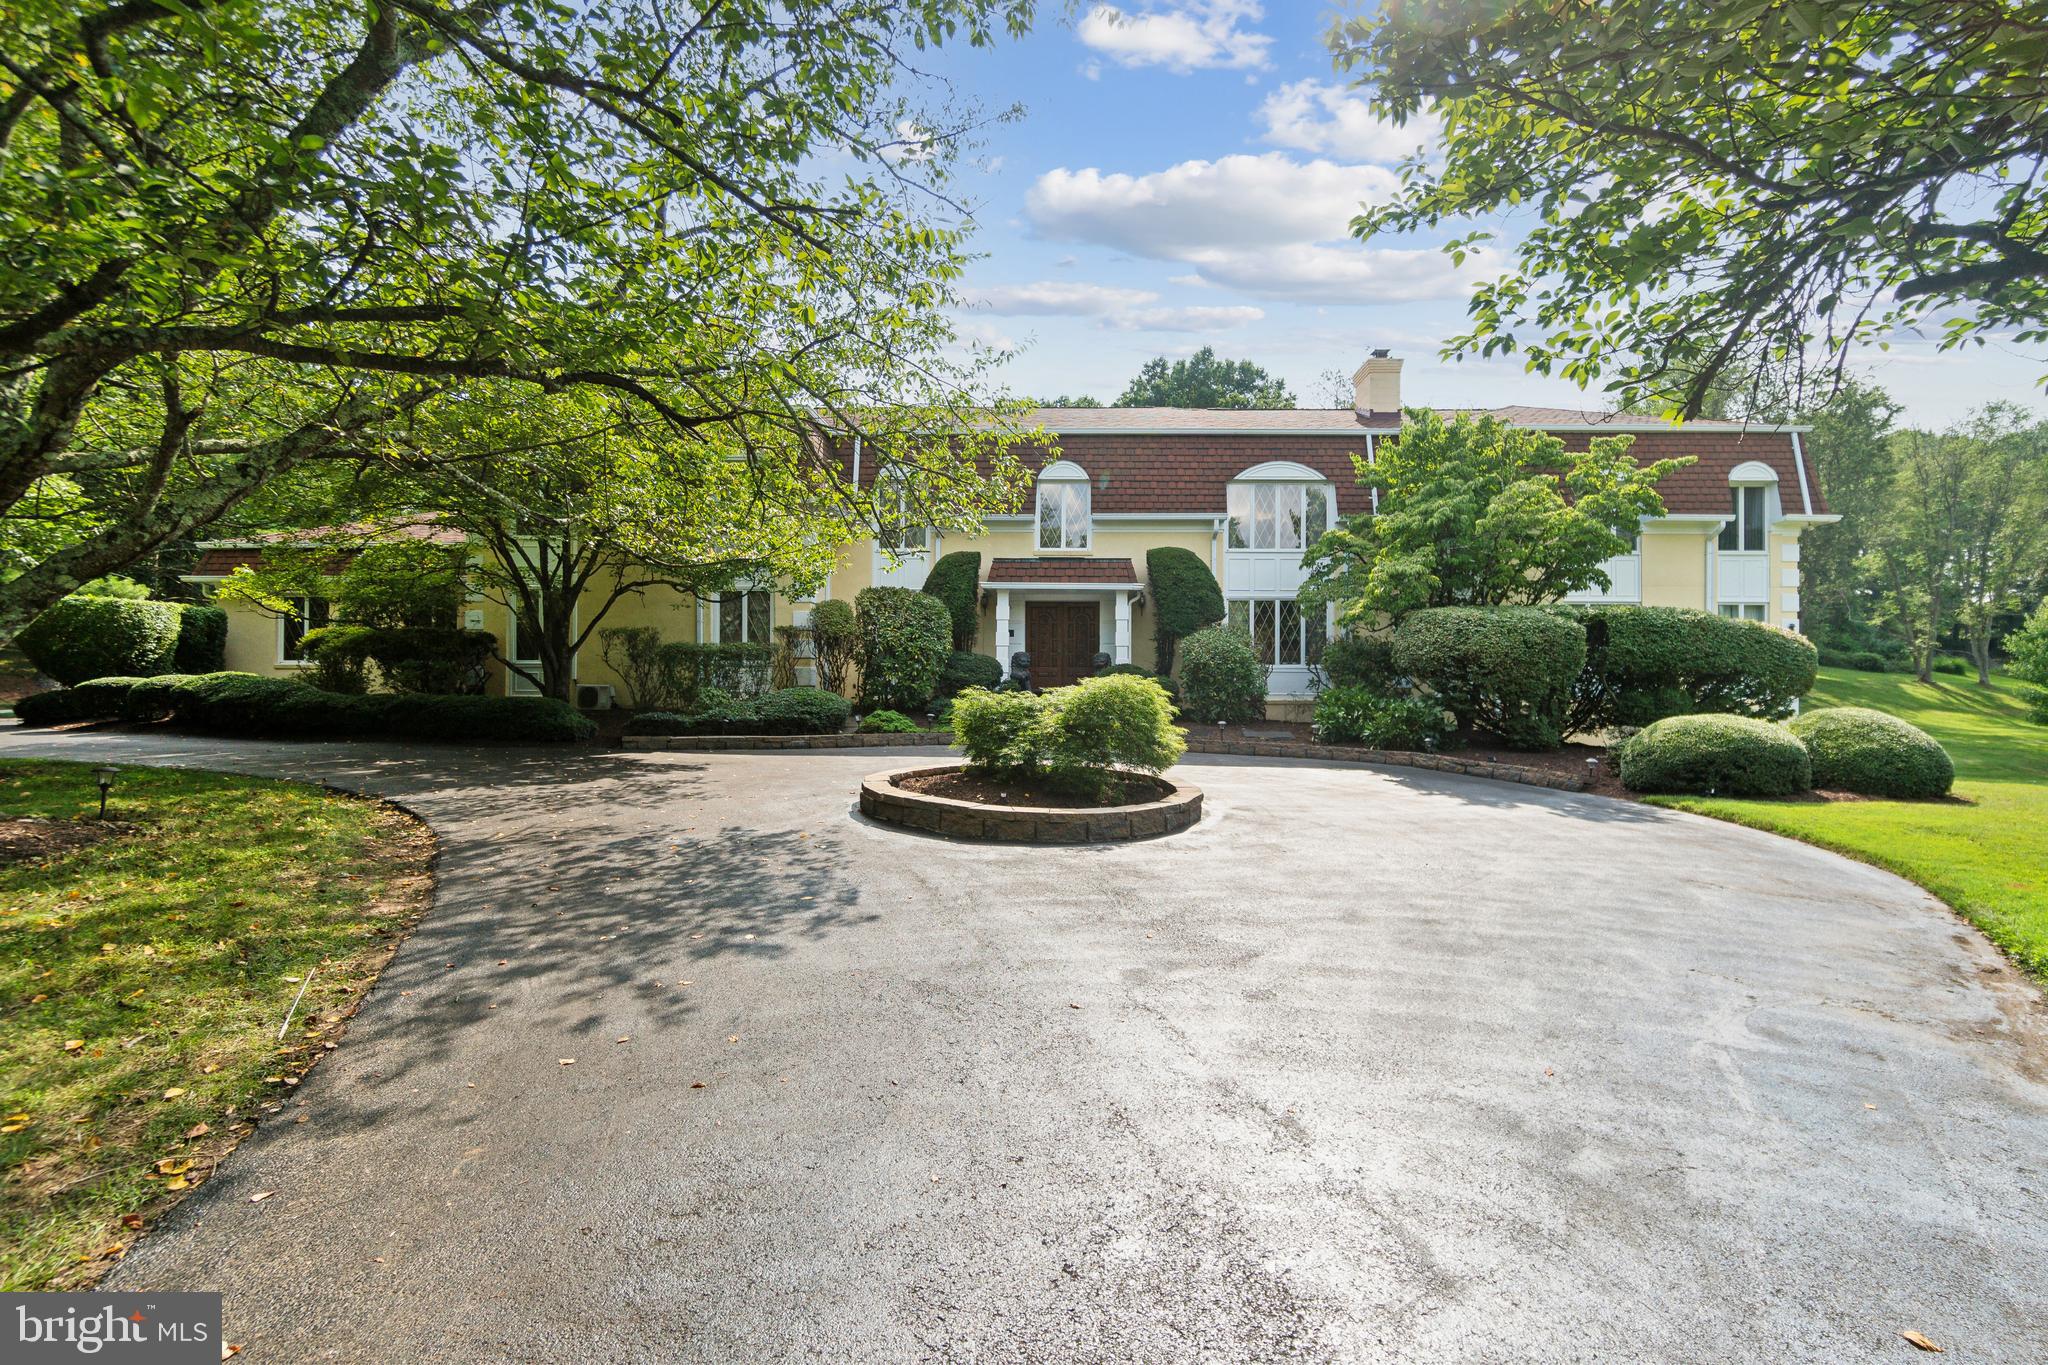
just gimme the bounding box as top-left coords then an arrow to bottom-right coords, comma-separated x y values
1392,606 -> 1585,750
1789,706 -> 1954,798
949,687 -> 1049,780
952,676 -> 1184,798
1175,626 -> 1266,724
1616,714 -> 1812,797
857,709 -> 922,734
1311,687 -> 1453,751
855,587 -> 952,712
1144,546 -> 1225,677
919,551 -> 983,649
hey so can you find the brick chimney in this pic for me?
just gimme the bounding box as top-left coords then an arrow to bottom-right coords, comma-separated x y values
1352,349 -> 1402,414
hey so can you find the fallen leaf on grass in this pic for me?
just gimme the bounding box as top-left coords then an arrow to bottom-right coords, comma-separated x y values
162,1087 -> 187,1100
155,1159 -> 193,1175
1901,1332 -> 1943,1353
185,1122 -> 210,1139
121,1214 -> 144,1230
63,1040 -> 84,1053
164,1176 -> 190,1191
201,1062 -> 220,1074
249,1191 -> 274,1203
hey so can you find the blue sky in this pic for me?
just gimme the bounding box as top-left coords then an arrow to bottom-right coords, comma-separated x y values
914,2 -> 2041,426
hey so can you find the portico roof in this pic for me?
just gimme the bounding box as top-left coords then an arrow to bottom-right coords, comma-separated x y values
984,557 -> 1142,589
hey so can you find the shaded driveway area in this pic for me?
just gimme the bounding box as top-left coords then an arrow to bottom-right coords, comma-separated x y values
4,728 -> 2045,1362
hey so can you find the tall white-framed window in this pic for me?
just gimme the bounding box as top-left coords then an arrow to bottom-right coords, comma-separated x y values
1718,484 -> 1770,553
1035,461 -> 1091,550
876,468 -> 929,554
715,588 -> 772,645
1226,595 -> 1329,668
278,595 -> 331,663
1227,483 -> 1329,552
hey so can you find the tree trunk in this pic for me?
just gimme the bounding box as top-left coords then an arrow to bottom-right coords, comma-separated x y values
1970,631 -> 1994,685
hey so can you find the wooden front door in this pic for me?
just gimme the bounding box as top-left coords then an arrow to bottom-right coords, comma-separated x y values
1026,601 -> 1099,689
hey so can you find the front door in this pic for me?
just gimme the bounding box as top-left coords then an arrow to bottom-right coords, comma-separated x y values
1026,601 -> 1098,689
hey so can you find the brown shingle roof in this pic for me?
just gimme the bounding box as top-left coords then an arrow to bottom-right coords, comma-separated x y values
185,518 -> 467,578
985,557 -> 1141,585
1024,406 -> 1792,434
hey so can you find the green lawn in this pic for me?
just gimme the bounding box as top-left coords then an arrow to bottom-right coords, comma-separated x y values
0,761 -> 432,1289
1652,668 -> 2048,980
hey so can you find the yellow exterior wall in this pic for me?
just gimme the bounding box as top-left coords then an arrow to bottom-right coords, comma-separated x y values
1639,530 -> 1711,612
216,600 -> 306,679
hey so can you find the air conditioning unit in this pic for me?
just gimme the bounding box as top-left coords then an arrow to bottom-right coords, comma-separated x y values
576,683 -> 616,711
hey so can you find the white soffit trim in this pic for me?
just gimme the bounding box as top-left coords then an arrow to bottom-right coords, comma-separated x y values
981,580 -> 1144,592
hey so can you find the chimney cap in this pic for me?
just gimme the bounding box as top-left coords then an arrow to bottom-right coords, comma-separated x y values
1370,347 -> 1391,359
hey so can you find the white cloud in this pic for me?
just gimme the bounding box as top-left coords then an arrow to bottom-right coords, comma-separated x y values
1024,153 -> 1485,304
1177,242 -> 1492,304
1108,304 -> 1265,331
1079,59 -> 1103,81
1026,153 -> 1400,256
964,281 -> 1159,316
952,319 -> 1019,352
879,118 -> 936,163
1076,2 -> 1272,74
962,280 -> 1262,332
1256,79 -> 1440,163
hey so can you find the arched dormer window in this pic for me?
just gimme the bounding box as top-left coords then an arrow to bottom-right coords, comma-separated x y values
1226,461 -> 1333,552
875,466 -> 928,554
1718,461 -> 1779,554
1036,460 -> 1091,550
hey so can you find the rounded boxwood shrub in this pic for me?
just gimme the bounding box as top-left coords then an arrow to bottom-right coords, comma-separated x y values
950,686 -> 1049,779
1312,686 -> 1452,751
622,711 -> 692,737
1319,634 -> 1398,694
749,686 -> 852,735
1144,546 -> 1225,676
16,596 -> 183,684
1394,607 -> 1586,750
937,649 -> 1003,698
855,586 -> 952,712
1176,625 -> 1266,724
1789,706 -> 1954,798
919,551 -> 983,649
857,709 -> 922,734
1617,714 -> 1813,797
172,604 -> 229,673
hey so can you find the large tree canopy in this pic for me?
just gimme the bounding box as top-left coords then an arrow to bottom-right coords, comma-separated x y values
1332,0 -> 2048,416
1302,409 -> 1689,624
1114,347 -> 1294,409
0,0 -> 1039,637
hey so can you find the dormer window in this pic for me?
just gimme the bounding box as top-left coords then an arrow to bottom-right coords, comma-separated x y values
1718,463 -> 1779,553
1036,461 -> 1091,550
876,468 -> 928,554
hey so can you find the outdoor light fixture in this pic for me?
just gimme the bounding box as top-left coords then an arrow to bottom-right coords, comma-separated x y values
93,766 -> 117,819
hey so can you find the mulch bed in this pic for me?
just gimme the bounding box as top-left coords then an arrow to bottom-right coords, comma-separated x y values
896,768 -> 1170,810
0,816 -> 126,868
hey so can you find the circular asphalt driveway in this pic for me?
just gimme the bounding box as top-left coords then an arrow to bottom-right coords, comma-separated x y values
4,729 -> 2044,1362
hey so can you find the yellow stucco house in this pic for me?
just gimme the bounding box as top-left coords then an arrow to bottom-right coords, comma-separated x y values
186,355 -> 1834,716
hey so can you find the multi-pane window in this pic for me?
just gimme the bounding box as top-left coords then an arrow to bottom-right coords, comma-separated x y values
717,589 -> 772,645
1227,484 -> 1329,551
1227,596 -> 1327,667
280,596 -> 331,661
1718,485 -> 1768,552
1037,479 -> 1090,550
1719,603 -> 1767,622
877,471 -> 928,553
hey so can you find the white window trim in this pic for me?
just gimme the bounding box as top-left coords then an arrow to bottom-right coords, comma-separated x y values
875,467 -> 930,555
1035,462 -> 1092,551
276,595 -> 329,666
701,586 -> 775,646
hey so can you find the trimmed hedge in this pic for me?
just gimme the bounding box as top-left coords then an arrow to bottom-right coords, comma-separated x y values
1311,687 -> 1453,751
855,587 -> 952,712
1393,607 -> 1585,750
1818,648 -> 1890,673
1789,706 -> 1954,798
1145,546 -> 1225,677
1563,605 -> 1817,735
1176,626 -> 1266,724
937,649 -> 1003,698
857,709 -> 922,734
17,673 -> 595,742
1617,714 -> 1812,797
172,605 -> 228,673
16,597 -> 183,684
920,551 -> 983,649
620,686 -> 850,737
